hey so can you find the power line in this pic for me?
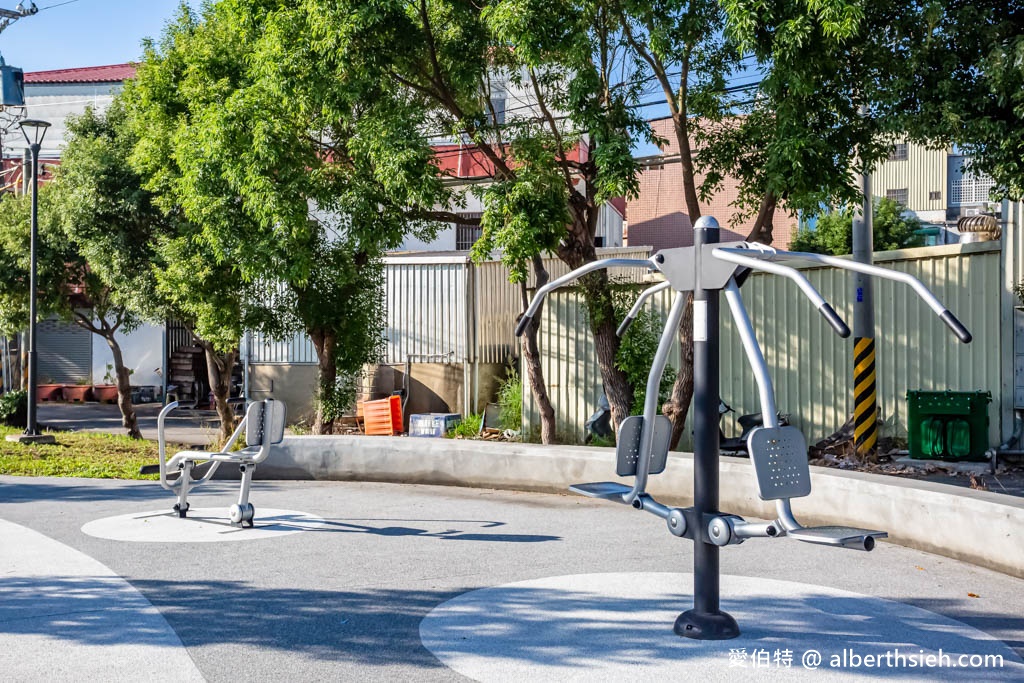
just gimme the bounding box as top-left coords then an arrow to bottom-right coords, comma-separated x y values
39,0 -> 84,10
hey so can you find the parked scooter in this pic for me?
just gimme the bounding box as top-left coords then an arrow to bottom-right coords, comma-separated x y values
719,399 -> 789,455
586,395 -> 787,452
584,394 -> 613,444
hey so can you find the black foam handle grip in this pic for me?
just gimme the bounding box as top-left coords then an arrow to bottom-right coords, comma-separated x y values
514,315 -> 532,337
616,315 -> 636,338
940,310 -> 972,343
139,464 -> 160,475
818,303 -> 851,338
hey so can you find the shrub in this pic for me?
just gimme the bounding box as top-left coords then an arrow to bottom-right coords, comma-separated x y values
446,413 -> 482,438
497,373 -> 522,431
0,390 -> 28,428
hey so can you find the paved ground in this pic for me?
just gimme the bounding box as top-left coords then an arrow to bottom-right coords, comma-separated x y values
0,475 -> 1021,681
38,402 -> 222,446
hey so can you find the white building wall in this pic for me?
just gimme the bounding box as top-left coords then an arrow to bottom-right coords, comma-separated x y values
91,322 -> 164,389
6,82 -> 121,159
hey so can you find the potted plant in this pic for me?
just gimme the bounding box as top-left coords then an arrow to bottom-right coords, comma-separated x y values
62,378 -> 93,403
36,378 -> 63,402
93,364 -> 131,404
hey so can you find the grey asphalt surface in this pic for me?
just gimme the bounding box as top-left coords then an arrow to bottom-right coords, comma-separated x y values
38,402 -> 222,446
0,475 -> 1021,681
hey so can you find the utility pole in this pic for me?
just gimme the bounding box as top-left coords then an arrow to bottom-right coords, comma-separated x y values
852,109 -> 877,461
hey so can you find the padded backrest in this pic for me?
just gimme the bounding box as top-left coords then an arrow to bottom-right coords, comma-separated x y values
244,399 -> 288,447
265,400 -> 287,444
244,401 -> 266,447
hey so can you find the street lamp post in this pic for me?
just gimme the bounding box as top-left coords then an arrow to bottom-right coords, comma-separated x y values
17,118 -> 50,440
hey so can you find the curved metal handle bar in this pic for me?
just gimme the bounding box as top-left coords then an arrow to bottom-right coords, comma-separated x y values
617,281 -> 672,337
515,258 -> 657,337
623,290 -> 688,505
713,247 -> 850,338
156,401 -> 180,491
723,280 -> 780,429
715,247 -> 972,343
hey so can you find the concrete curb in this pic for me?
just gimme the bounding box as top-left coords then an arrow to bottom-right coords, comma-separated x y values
248,435 -> 1024,579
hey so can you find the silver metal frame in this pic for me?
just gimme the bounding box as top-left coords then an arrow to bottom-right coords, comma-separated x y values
153,399 -> 286,527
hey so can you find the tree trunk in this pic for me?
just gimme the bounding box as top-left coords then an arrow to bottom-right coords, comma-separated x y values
199,342 -> 238,445
664,294 -> 695,449
104,333 -> 142,440
309,329 -> 337,435
581,270 -> 632,431
520,256 -> 556,444
559,225 -> 632,434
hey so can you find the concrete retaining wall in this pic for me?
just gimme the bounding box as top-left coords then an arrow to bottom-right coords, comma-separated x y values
251,435 -> 1024,579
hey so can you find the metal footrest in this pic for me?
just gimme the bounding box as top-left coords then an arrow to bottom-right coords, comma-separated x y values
786,525 -> 887,551
747,426 -> 812,500
569,482 -> 632,500
616,415 -> 672,476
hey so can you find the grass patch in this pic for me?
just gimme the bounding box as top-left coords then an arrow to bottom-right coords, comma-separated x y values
445,414 -> 482,439
0,424 -> 182,480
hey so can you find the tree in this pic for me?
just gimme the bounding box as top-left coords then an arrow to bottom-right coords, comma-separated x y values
293,0 -> 658,437
0,185 -> 148,439
123,0 -> 447,434
45,101 -> 180,439
884,2 -> 1024,200
789,197 -> 925,256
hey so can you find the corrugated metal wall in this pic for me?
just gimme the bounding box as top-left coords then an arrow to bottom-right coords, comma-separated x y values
871,142 -> 948,213
385,260 -> 469,363
246,246 -> 651,368
248,330 -> 319,365
525,243 -> 1003,448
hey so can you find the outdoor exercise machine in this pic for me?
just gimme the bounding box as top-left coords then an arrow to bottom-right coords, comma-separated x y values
140,398 -> 287,527
516,216 -> 971,640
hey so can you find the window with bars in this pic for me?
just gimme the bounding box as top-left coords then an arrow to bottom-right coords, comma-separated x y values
888,143 -> 909,161
949,174 -> 996,206
886,188 -> 909,206
455,213 -> 483,250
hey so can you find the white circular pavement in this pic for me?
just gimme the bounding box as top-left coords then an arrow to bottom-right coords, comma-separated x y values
0,518 -> 203,682
420,572 -> 1024,681
81,507 -> 326,543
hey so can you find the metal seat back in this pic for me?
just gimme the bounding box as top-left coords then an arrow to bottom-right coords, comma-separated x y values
616,415 -> 672,477
245,399 -> 287,447
746,425 -> 812,500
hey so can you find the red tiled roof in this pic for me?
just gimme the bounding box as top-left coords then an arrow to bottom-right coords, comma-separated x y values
24,63 -> 136,84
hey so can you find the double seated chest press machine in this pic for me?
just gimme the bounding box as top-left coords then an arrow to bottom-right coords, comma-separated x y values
141,398 -> 287,527
516,216 -> 972,640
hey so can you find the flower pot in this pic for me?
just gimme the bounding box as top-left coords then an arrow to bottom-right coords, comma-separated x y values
92,385 -> 120,404
36,384 -> 64,402
61,385 -> 93,403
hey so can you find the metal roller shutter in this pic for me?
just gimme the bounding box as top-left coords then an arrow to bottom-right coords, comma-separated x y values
37,315 -> 92,384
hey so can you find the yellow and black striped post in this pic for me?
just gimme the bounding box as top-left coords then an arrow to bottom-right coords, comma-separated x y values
853,337 -> 877,457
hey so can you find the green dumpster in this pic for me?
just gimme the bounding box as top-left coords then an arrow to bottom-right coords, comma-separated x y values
906,390 -> 991,461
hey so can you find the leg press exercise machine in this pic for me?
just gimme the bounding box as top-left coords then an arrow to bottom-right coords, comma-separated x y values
517,216 -> 971,639
141,399 -> 287,527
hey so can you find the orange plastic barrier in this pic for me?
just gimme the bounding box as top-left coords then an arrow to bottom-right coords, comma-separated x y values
359,396 -> 403,436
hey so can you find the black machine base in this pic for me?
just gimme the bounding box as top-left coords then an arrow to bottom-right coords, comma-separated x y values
674,609 -> 741,640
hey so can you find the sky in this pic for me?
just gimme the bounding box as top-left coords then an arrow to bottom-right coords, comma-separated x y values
0,0 -> 196,72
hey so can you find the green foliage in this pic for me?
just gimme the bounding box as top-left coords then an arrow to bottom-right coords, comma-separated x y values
1012,280 -> 1024,308
789,198 -> 925,256
122,0 -> 424,407
446,414 -> 483,439
613,288 -> 677,415
0,192 -> 82,337
315,372 -> 363,425
0,391 -> 27,428
497,373 -> 523,431
886,5 -> 1024,200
